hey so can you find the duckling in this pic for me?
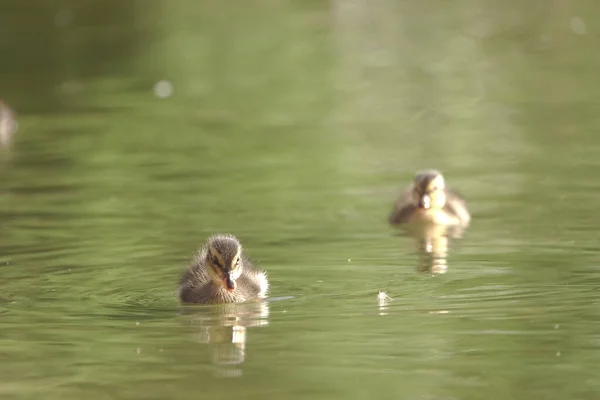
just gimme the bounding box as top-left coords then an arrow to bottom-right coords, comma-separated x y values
178,234 -> 269,304
389,169 -> 470,227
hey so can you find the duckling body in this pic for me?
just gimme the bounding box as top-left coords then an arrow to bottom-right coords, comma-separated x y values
179,234 -> 269,304
389,170 -> 470,227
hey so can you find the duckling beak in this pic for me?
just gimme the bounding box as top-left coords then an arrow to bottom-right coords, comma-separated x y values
224,274 -> 236,292
418,194 -> 431,209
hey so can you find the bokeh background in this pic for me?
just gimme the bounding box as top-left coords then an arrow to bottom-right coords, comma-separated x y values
1,1 -> 600,399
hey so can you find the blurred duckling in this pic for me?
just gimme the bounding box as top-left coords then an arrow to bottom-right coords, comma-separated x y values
179,234 -> 269,304
389,169 -> 470,227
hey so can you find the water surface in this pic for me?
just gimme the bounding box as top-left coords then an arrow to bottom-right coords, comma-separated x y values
1,1 -> 600,399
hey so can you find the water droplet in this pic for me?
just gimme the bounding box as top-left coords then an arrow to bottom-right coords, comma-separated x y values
153,80 -> 174,99
570,16 -> 586,35
377,291 -> 392,301
55,8 -> 73,28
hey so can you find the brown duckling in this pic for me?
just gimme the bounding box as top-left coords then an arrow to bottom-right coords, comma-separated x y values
389,169 -> 470,227
178,234 -> 269,304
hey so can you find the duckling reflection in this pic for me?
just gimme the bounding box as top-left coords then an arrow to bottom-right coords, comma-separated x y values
183,300 -> 269,377
404,222 -> 467,274
415,224 -> 449,274
389,170 -> 470,227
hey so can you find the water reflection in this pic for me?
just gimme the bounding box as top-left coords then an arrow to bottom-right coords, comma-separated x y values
0,100 -> 17,147
377,291 -> 392,316
398,224 -> 468,275
182,301 -> 269,377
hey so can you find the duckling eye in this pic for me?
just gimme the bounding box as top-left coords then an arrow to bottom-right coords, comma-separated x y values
211,256 -> 220,267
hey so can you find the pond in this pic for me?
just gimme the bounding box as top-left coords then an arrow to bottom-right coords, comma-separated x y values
1,1 -> 600,399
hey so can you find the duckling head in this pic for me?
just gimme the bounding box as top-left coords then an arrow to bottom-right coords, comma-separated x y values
412,170 -> 447,210
205,234 -> 244,292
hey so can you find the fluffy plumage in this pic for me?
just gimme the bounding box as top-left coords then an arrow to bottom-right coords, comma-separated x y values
389,170 -> 470,227
178,234 -> 269,304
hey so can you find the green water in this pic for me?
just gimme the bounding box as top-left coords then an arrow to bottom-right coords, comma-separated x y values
2,1 -> 600,399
